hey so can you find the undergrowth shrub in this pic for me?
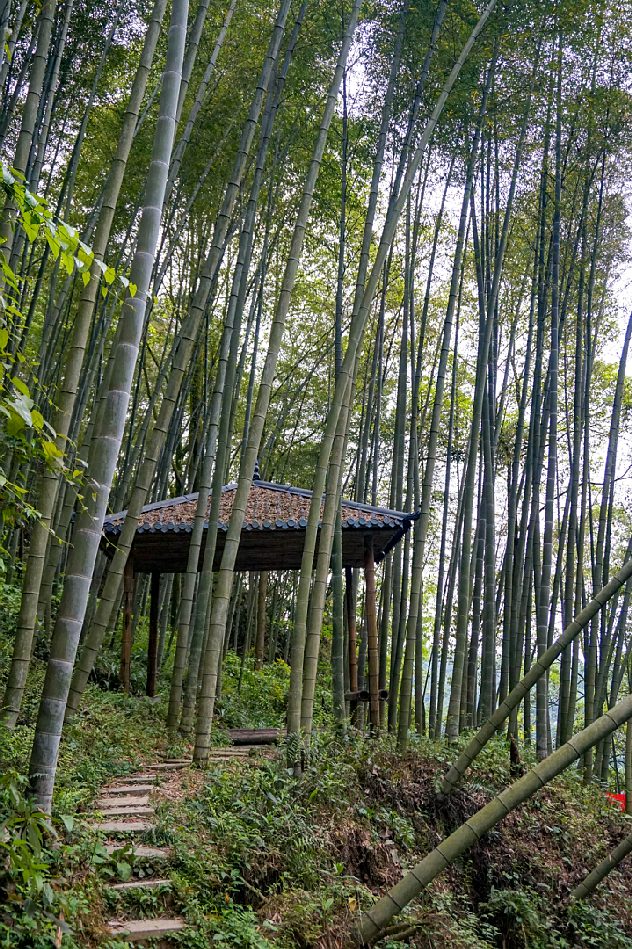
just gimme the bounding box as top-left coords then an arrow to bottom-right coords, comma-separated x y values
215,654 -> 290,729
0,772 -> 84,947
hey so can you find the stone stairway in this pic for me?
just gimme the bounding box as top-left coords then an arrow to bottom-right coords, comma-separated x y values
85,759 -> 184,941
87,748 -> 263,942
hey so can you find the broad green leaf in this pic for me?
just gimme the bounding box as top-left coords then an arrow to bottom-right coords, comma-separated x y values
7,411 -> 26,436
45,232 -> 60,260
43,440 -> 63,465
21,211 -> 39,242
9,394 -> 33,423
11,376 -> 30,398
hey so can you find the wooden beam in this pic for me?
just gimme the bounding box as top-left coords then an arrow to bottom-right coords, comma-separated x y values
120,557 -> 134,694
344,688 -> 389,704
115,525 -> 403,574
364,538 -> 380,736
146,571 -> 160,697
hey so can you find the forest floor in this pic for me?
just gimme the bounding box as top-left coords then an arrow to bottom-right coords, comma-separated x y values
2,653 -> 632,949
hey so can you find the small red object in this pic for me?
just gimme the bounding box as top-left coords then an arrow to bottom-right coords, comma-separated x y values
606,792 -> 626,811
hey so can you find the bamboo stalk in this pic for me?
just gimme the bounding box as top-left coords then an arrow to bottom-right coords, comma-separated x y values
439,553 -> 632,801
360,691 -> 632,941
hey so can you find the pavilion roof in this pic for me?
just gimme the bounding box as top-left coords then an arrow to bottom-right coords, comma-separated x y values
103,480 -> 416,573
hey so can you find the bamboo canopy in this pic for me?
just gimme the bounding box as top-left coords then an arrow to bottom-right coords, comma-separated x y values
102,476 -> 417,573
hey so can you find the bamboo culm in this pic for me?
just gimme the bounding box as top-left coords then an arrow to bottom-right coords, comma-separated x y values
27,0 -> 189,812
360,690 -> 632,941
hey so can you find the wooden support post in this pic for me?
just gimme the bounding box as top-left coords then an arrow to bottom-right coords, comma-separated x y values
146,571 -> 160,697
345,566 -> 358,722
254,570 -> 268,671
364,539 -> 380,736
120,557 -> 134,694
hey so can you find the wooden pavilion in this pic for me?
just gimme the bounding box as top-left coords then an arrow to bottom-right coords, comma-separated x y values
102,474 -> 417,727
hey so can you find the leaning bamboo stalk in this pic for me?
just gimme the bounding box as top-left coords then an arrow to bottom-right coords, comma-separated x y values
359,690 -> 632,942
176,1 -> 307,734
0,0 -> 57,254
0,0 -> 28,95
395,91 -> 488,749
193,0 -> 362,764
164,0 -> 237,206
65,0 -> 291,719
0,0 -> 168,727
288,0 -> 498,744
27,0 -> 189,813
438,552 -> 632,801
571,831 -> 632,900
28,0 -> 74,193
174,0 -> 211,123
300,378 -> 353,738
289,1 -> 407,721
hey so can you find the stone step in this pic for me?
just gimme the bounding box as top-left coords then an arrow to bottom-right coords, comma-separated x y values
105,844 -> 170,859
158,756 -> 192,763
92,804 -> 155,818
89,819 -> 154,833
120,774 -> 159,784
207,756 -> 248,763
145,762 -> 188,772
110,878 -> 172,891
107,918 -> 186,940
96,795 -> 150,809
210,748 -> 248,758
104,785 -> 155,796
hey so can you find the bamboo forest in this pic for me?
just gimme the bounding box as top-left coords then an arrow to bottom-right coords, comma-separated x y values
4,0 -> 632,945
